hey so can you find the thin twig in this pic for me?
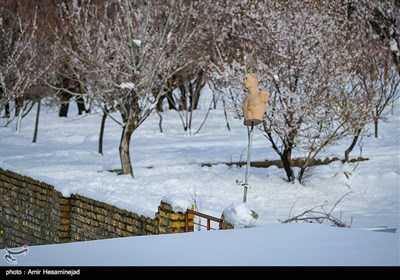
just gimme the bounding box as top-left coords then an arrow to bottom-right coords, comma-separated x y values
279,192 -> 353,227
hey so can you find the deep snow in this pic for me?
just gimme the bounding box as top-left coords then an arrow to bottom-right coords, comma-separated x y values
2,223 -> 398,266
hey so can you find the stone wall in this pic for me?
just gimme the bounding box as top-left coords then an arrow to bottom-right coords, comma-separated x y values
0,168 -> 195,249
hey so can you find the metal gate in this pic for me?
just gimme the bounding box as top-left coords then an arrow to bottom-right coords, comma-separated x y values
184,209 -> 222,232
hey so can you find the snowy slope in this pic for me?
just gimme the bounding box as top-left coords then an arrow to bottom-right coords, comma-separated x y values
2,223 -> 398,266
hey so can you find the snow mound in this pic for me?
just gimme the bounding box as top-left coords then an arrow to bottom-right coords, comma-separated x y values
162,194 -> 192,213
222,202 -> 258,228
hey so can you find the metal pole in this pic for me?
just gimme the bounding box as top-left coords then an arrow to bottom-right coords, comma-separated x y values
243,123 -> 254,203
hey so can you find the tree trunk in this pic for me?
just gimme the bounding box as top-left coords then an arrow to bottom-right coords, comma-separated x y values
59,91 -> 71,117
76,95 -> 86,115
32,100 -> 41,143
281,148 -> 295,182
4,103 -> 10,118
264,126 -> 295,183
179,83 -> 187,111
189,81 -> 194,112
191,86 -> 202,110
156,110 -> 163,133
16,102 -> 23,132
156,95 -> 165,112
190,70 -> 205,111
221,96 -> 231,132
344,128 -> 362,163
156,91 -> 177,112
15,98 -> 23,118
298,167 -> 306,183
374,116 -> 378,138
166,91 -> 176,110
212,91 -> 219,110
188,103 -> 193,134
119,113 -> 136,177
98,107 -> 108,155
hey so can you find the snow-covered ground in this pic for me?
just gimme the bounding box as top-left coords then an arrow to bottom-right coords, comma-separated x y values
2,223 -> 398,266
0,93 -> 399,265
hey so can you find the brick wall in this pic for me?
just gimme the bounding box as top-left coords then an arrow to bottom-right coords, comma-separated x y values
0,168 -> 195,249
157,201 -> 194,234
0,169 -> 65,248
69,194 -> 158,242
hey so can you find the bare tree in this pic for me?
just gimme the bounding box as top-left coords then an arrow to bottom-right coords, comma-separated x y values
345,0 -> 400,140
0,1 -> 58,131
360,0 -> 400,75
57,0 -> 202,177
207,0 -> 399,184
338,74 -> 373,163
213,2 -> 365,183
368,51 -> 400,138
155,1 -> 223,134
280,192 -> 354,228
341,45 -> 400,164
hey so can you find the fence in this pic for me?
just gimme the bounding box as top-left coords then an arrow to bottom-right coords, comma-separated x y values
184,209 -> 222,231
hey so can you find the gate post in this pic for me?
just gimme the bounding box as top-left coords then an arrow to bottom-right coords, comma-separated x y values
157,195 -> 194,234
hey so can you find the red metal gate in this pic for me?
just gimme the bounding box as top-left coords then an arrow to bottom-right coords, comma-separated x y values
184,209 -> 222,232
